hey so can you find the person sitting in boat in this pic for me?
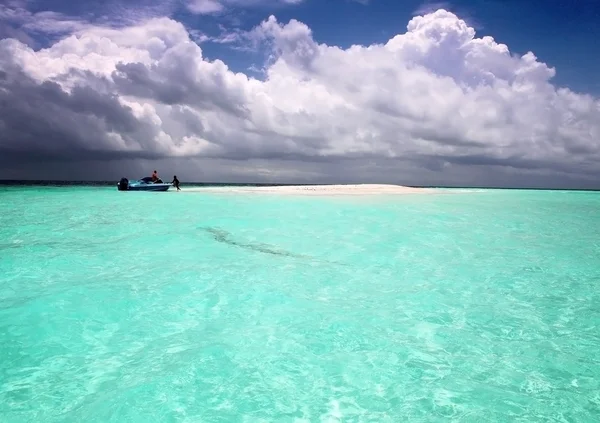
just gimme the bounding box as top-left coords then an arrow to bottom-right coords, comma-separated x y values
151,170 -> 163,183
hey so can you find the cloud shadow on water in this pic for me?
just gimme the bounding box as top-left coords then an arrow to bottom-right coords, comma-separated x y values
199,226 -> 345,266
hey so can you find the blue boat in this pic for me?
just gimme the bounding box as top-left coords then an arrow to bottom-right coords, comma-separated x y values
117,177 -> 172,192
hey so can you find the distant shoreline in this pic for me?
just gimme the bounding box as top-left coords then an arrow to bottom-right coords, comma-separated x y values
0,180 -> 598,191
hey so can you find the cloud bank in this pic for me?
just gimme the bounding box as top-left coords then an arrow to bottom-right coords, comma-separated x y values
0,8 -> 599,187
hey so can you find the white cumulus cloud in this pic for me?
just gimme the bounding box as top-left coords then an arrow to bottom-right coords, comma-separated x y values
186,0 -> 225,15
0,8 -> 599,187
186,0 -> 304,15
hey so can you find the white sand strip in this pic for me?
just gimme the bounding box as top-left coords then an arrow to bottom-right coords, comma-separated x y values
180,184 -> 436,195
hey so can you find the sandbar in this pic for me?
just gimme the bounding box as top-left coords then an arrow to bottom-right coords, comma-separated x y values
180,184 -> 436,195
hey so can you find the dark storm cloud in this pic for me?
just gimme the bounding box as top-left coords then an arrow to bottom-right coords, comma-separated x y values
112,60 -> 249,118
0,57 -> 163,164
0,21 -> 36,47
438,153 -> 600,179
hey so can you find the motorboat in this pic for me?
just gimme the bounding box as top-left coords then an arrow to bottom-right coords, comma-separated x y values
117,177 -> 172,192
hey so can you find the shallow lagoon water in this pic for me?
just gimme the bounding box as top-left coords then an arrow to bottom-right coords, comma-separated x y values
1,186 -> 599,422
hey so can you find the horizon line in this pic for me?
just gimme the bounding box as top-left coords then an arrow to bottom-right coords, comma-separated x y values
0,180 -> 598,192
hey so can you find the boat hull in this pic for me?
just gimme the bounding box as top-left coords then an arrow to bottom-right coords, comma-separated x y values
117,178 -> 172,191
127,183 -> 171,191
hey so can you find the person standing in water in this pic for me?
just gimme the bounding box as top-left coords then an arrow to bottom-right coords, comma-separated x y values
172,175 -> 181,191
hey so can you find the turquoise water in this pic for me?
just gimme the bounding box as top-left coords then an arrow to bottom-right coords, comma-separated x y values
1,186 -> 599,422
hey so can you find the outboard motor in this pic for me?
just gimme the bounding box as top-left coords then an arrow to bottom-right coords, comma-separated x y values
118,178 -> 129,191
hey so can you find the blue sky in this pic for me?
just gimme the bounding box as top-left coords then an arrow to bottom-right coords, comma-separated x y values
200,0 -> 600,94
11,0 -> 600,95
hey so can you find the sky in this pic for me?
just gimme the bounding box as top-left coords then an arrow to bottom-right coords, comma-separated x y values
0,0 -> 599,188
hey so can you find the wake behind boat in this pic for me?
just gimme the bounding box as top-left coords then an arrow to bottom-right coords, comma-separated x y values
117,177 -> 172,192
